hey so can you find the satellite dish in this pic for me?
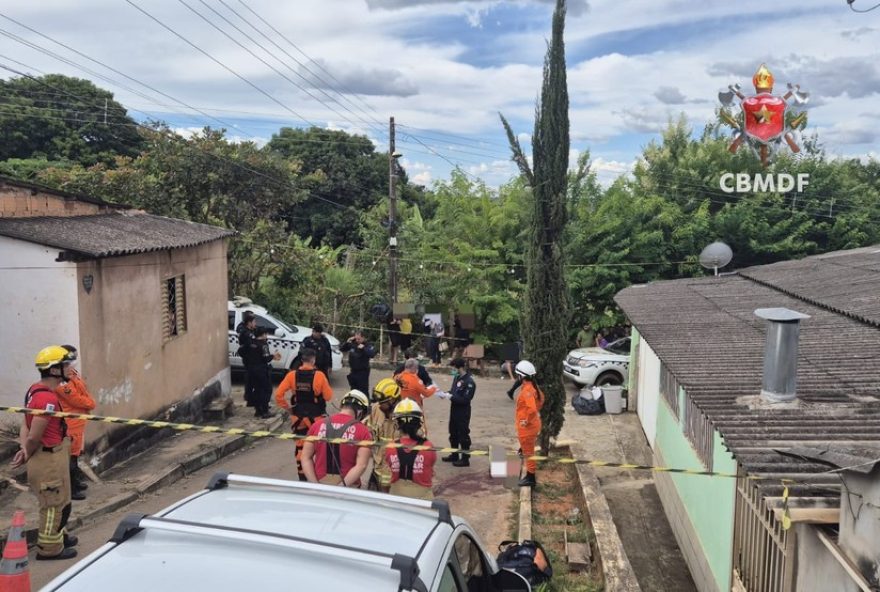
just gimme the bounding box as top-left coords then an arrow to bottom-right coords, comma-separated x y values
699,241 -> 733,276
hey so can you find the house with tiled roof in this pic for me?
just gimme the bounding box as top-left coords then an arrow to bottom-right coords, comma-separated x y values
615,246 -> 880,592
0,176 -> 234,455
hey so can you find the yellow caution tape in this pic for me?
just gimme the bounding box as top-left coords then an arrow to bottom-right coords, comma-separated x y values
0,406 -> 830,483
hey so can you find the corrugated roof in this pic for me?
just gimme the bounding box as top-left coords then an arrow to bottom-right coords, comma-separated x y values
615,248 -> 880,501
0,211 -> 235,258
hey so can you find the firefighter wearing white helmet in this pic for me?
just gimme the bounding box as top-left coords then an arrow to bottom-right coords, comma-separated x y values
385,399 -> 437,500
11,346 -> 78,560
514,359 -> 544,488
301,389 -> 373,487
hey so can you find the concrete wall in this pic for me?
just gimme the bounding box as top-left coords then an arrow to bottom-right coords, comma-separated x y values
0,181 -> 106,218
0,236 -> 79,414
76,240 -> 230,446
838,465 -> 880,588
654,396 -> 737,592
635,337 -> 661,447
795,524 -> 859,592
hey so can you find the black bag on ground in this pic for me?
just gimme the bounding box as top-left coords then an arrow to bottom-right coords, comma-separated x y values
572,392 -> 605,415
496,539 -> 553,585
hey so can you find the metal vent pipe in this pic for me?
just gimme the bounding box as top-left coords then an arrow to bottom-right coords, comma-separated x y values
754,308 -> 810,403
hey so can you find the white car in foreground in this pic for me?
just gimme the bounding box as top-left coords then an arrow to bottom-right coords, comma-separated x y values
227,298 -> 342,375
44,473 -> 531,591
562,337 -> 631,387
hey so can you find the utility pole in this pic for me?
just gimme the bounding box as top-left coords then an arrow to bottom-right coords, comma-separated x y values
388,116 -> 399,307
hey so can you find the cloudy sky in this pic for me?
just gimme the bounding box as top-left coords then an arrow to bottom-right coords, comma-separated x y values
1,0 -> 878,187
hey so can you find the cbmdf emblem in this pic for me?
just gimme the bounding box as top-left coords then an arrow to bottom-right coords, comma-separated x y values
718,64 -> 809,166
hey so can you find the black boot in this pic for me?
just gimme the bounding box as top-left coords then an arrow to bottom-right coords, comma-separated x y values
37,547 -> 78,561
442,452 -> 459,463
518,472 -> 536,487
64,533 -> 79,547
452,452 -> 470,467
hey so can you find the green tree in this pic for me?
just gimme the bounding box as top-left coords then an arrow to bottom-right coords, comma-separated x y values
501,0 -> 571,446
0,74 -> 144,166
267,127 -> 391,247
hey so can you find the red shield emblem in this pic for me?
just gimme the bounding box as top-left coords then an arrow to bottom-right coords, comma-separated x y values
743,94 -> 785,143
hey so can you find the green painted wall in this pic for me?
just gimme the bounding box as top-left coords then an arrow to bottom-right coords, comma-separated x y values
656,396 -> 737,592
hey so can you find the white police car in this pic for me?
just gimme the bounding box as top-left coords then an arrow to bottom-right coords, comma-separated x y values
562,337 -> 631,387
228,298 -> 342,375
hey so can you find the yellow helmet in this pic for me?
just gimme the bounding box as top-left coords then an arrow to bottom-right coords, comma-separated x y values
392,398 -> 423,422
372,378 -> 401,403
35,345 -> 69,370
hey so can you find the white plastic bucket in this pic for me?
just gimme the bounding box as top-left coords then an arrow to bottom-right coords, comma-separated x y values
602,385 -> 624,414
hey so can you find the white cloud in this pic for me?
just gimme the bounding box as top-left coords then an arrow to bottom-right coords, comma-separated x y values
412,171 -> 433,185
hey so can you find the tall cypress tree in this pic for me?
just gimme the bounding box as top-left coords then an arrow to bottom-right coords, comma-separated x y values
501,0 -> 570,448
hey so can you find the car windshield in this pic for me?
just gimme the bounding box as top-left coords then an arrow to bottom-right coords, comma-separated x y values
604,338 -> 631,355
267,315 -> 295,333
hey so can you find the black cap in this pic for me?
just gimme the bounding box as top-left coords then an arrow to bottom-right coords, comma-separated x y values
451,358 -> 466,369
312,323 -> 324,333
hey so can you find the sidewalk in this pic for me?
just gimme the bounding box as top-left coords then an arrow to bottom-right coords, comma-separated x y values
560,391 -> 697,592
0,385 -> 283,544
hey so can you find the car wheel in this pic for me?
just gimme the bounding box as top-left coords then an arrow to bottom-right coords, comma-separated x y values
595,372 -> 623,387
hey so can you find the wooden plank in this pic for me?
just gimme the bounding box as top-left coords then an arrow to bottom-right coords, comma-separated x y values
566,541 -> 593,572
518,484 -> 532,541
771,507 -> 839,525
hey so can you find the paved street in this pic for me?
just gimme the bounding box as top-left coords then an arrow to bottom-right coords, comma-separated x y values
28,364 -> 523,589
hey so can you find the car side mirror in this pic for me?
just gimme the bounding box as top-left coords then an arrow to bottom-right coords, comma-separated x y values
275,328 -> 285,337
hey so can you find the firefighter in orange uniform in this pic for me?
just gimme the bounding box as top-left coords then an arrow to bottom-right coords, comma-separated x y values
275,348 -> 333,480
513,360 -> 544,488
56,345 -> 96,500
395,358 -> 438,434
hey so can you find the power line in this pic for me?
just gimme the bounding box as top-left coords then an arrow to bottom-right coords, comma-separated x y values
0,61 -> 352,211
214,0 -> 387,135
0,11 -> 246,134
397,122 -> 512,150
178,0 -> 376,134
236,0 -> 387,129
125,0 -> 315,127
848,0 -> 880,12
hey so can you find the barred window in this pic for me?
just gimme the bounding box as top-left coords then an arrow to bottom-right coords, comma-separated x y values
659,363 -> 680,417
162,275 -> 187,340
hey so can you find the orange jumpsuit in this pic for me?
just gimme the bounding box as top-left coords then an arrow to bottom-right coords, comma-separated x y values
516,380 -> 544,474
395,372 -> 437,408
395,371 -> 437,434
275,363 -> 333,479
55,369 -> 96,457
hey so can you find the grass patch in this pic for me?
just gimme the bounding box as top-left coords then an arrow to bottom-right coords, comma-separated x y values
530,448 -> 604,592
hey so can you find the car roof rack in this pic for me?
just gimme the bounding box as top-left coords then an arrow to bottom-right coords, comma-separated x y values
206,472 -> 453,526
109,513 -> 428,592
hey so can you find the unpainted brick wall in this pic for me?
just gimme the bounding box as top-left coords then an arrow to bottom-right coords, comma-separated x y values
0,183 -> 104,218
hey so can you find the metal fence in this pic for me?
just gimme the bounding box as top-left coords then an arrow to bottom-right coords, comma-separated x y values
732,475 -> 796,592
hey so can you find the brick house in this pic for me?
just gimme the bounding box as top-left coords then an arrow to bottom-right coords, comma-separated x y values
0,176 -> 234,456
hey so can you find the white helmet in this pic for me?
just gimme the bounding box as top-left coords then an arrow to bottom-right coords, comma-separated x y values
515,360 -> 536,378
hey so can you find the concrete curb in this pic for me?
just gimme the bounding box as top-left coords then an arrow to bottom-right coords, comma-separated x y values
518,485 -> 532,541
4,414 -> 285,547
561,424 -> 642,592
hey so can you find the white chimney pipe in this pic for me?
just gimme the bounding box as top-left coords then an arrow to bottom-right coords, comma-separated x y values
754,308 -> 810,403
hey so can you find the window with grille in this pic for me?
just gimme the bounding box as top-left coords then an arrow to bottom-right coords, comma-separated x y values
162,275 -> 187,340
659,363 -> 680,418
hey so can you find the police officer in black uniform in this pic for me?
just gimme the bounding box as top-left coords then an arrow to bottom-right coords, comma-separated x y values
339,330 -> 376,394
301,324 -> 333,376
237,311 -> 258,407
442,358 -> 476,467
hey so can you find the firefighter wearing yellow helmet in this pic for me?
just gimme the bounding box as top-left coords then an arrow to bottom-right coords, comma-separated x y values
365,378 -> 402,492
10,346 -> 78,561
385,399 -> 437,500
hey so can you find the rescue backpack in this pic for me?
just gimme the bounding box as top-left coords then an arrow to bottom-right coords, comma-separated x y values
496,539 -> 553,585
